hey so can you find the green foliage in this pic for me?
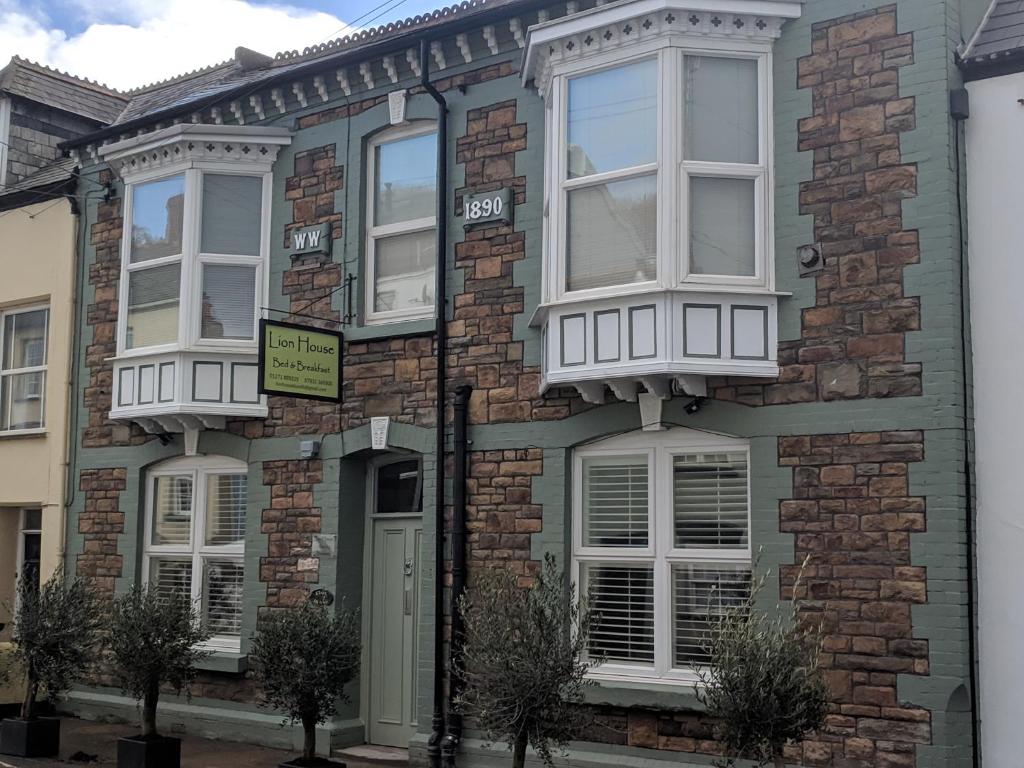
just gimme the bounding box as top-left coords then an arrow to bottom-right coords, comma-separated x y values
695,564 -> 828,768
10,572 -> 105,719
249,600 -> 361,761
456,554 -> 599,768
109,585 -> 211,736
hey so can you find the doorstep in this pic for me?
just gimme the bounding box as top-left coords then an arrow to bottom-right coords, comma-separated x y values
332,746 -> 408,766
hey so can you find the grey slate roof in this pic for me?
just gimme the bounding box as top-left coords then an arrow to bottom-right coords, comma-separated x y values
0,157 -> 76,205
0,57 -> 128,124
960,1 -> 1024,66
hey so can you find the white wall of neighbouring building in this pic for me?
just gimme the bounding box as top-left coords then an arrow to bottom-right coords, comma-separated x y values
965,70 -> 1024,767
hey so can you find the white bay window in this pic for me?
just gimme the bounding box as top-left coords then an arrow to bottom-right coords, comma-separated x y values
574,429 -> 751,683
524,0 -> 800,402
100,125 -> 291,430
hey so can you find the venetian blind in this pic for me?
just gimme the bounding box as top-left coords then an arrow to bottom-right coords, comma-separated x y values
203,560 -> 244,636
582,456 -> 649,548
149,558 -> 192,601
151,475 -> 193,546
673,452 -> 749,549
584,563 -> 655,664
673,564 -> 751,666
205,473 -> 247,546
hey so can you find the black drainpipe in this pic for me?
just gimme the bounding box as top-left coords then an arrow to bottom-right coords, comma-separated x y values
421,37 -> 449,768
442,385 -> 472,768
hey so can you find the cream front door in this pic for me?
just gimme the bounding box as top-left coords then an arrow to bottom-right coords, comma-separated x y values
367,458 -> 423,747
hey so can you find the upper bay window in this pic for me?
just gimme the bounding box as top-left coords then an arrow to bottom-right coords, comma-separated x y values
123,168 -> 267,352
554,47 -> 769,299
366,123 -> 438,325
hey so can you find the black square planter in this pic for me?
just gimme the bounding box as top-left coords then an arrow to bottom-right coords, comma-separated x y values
0,716 -> 61,758
278,758 -> 346,768
117,734 -> 181,768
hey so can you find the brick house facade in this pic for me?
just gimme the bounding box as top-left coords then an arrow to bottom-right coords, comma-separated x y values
61,1 -> 974,766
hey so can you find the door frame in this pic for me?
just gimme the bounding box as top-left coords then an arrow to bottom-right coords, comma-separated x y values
359,453 -> 424,745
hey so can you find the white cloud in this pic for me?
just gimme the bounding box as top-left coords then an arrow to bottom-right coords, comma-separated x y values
0,0 -> 355,91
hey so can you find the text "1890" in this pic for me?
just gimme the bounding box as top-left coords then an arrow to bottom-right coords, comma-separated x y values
466,195 -> 504,220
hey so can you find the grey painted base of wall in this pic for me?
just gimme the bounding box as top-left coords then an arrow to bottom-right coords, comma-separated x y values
61,690 -> 364,755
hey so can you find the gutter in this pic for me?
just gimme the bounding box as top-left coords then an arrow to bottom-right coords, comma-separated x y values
421,37 -> 449,768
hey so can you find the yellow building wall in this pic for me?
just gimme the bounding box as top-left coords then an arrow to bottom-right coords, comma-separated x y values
0,198 -> 76,639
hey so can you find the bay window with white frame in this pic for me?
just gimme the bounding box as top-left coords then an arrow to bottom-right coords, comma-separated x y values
143,456 -> 248,651
547,42 -> 771,300
121,166 -> 269,352
365,122 -> 438,324
573,430 -> 752,683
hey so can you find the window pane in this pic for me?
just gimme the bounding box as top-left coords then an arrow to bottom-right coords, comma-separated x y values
375,132 -> 437,226
583,563 -> 654,665
151,474 -> 193,546
201,174 -> 262,255
567,174 -> 656,291
201,264 -> 256,340
149,557 -> 193,602
203,559 -> 243,636
131,175 -> 185,263
127,264 -> 181,349
582,456 -> 648,547
205,473 -> 247,546
3,309 -> 48,370
1,372 -> 44,430
373,230 -> 436,313
689,176 -> 755,277
23,509 -> 42,531
567,59 -> 657,178
673,564 -> 750,667
674,453 -> 748,549
376,460 -> 422,515
685,57 -> 759,164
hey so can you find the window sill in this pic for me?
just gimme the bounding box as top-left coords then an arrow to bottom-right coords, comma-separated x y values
0,428 -> 47,440
195,651 -> 247,675
346,318 -> 436,342
584,675 -> 706,712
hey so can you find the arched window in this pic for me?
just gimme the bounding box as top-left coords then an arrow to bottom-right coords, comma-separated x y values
573,428 -> 751,684
365,121 -> 438,325
143,455 -> 248,651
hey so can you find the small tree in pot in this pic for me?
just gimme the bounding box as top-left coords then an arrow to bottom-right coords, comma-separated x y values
0,573 -> 105,758
109,585 -> 210,768
695,563 -> 828,768
456,554 -> 599,768
250,599 -> 361,767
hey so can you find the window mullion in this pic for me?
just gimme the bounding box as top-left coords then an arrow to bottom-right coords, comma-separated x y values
183,169 -> 202,347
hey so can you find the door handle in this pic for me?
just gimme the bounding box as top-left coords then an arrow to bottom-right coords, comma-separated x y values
403,558 -> 414,577
404,588 -> 413,616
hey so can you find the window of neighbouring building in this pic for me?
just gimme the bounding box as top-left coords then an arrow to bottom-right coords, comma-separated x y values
365,122 -> 437,324
122,170 -> 266,351
143,456 -> 247,651
0,305 -> 48,432
573,428 -> 751,683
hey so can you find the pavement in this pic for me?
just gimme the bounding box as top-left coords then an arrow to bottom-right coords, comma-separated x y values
0,718 -> 395,768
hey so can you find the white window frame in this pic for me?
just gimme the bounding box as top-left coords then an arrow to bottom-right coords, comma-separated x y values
0,304 -> 49,435
544,37 -> 774,304
142,455 -> 247,652
117,163 -> 272,357
364,121 -> 438,326
572,429 -> 751,686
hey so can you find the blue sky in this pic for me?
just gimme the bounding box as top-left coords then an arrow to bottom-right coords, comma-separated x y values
0,0 -> 449,90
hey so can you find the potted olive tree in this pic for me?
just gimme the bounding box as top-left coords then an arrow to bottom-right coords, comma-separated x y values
456,554 -> 599,768
109,585 -> 210,768
0,573 -> 104,758
695,564 -> 828,768
250,598 -> 361,767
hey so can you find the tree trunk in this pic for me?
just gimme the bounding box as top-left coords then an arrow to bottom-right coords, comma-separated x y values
302,713 -> 317,762
20,676 -> 38,720
142,679 -> 160,738
774,756 -> 786,768
511,730 -> 528,768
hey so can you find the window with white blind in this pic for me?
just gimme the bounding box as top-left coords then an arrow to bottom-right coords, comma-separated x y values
0,306 -> 48,433
143,456 -> 247,650
545,43 -> 772,302
573,429 -> 751,683
365,122 -> 437,325
120,168 -> 269,352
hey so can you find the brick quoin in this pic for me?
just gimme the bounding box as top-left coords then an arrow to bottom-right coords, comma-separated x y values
711,5 -> 922,407
76,467 -> 127,593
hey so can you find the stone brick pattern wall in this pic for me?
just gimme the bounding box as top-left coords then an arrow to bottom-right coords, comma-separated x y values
712,5 -> 922,406
75,468 -> 126,593
260,459 -> 323,607
465,449 -> 543,586
779,430 -> 930,767
6,99 -> 99,184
